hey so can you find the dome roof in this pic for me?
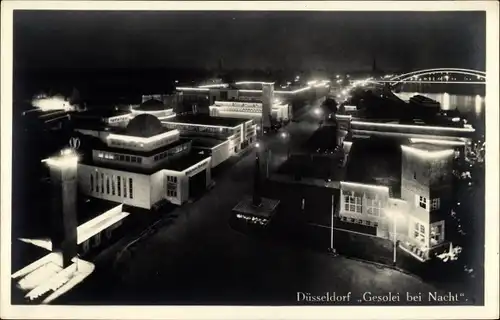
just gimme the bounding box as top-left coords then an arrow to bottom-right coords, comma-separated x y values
125,114 -> 164,137
137,99 -> 165,111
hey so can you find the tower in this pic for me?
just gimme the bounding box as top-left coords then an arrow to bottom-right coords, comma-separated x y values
400,143 -> 454,257
44,149 -> 79,267
261,83 -> 274,130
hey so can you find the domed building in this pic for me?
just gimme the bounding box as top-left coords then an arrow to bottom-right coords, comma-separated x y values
130,98 -> 175,120
73,107 -> 215,209
125,113 -> 165,138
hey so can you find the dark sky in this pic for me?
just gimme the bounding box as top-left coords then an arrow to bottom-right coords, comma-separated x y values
14,10 -> 486,72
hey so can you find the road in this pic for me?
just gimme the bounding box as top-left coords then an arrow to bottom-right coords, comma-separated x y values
58,102 -> 439,305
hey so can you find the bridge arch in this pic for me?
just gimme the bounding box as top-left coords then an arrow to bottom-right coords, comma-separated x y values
390,68 -> 486,83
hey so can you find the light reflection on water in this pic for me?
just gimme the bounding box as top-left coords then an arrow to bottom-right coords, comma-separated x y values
397,92 -> 485,116
396,91 -> 485,135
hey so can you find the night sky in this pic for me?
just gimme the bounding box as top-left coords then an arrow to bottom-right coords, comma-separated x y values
14,10 -> 485,72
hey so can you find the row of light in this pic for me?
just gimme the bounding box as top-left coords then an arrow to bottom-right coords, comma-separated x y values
401,145 -> 455,159
106,130 -> 180,144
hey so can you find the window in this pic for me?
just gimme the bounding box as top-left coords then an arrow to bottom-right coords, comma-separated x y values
123,177 -> 127,198
137,157 -> 142,164
117,176 -> 121,197
430,221 -> 445,246
90,174 -> 94,192
431,198 -> 440,210
106,176 -> 110,194
413,171 -> 417,179
343,192 -> 362,214
98,153 -> 104,158
125,156 -> 130,162
129,178 -> 133,199
96,173 -> 99,193
111,175 -> 116,195
366,198 -> 382,217
101,173 -> 104,193
413,222 -> 426,243
419,196 -> 427,209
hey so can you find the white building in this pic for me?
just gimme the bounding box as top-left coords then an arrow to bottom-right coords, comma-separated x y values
161,115 -> 257,155
208,100 -> 290,123
74,113 -> 213,208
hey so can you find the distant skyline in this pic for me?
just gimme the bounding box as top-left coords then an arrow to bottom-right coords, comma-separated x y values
14,11 -> 485,72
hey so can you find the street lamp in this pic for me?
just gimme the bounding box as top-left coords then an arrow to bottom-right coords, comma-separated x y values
329,194 -> 337,255
388,209 -> 403,266
280,131 -> 290,159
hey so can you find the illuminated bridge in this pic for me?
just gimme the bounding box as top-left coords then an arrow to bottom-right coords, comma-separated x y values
372,68 -> 486,86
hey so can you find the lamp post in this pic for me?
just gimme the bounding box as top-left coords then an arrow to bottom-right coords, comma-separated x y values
330,194 -> 337,255
390,210 -> 401,266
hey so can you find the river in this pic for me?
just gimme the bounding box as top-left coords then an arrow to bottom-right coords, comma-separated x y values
395,91 -> 486,136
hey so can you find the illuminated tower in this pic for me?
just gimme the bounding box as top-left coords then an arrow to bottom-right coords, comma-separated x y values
400,143 -> 454,259
262,83 -> 274,130
43,149 -> 79,267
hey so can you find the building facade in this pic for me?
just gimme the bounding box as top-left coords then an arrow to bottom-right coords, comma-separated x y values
339,141 -> 455,261
74,113 -> 213,208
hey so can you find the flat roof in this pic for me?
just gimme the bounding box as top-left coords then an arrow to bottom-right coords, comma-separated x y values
408,142 -> 452,152
344,139 -> 402,198
301,126 -> 338,153
163,115 -> 247,128
77,197 -> 122,226
73,109 -> 131,118
80,149 -> 210,174
164,151 -> 211,171
190,137 -> 228,148
277,154 -> 344,181
83,135 -> 190,157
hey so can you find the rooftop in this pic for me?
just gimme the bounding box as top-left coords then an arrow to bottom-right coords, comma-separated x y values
134,99 -> 167,111
344,138 -> 402,197
73,108 -> 131,119
77,197 -> 122,226
78,134 -> 190,158
80,148 -> 209,174
301,126 -> 338,153
163,114 -> 247,128
276,154 -> 344,181
407,142 -> 452,152
190,137 -> 228,149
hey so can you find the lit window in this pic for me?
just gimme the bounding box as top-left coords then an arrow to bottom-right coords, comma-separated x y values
123,177 -> 127,198
101,173 -> 104,193
129,178 -> 133,199
430,221 -> 445,246
419,196 -> 427,209
343,192 -> 362,214
431,198 -> 440,210
366,198 -> 382,217
98,153 -> 104,158
414,221 -> 426,243
117,176 -> 121,197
